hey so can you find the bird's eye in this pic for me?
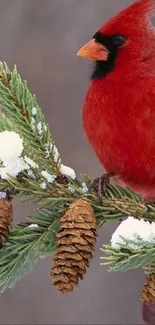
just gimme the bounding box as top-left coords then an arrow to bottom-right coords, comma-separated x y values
113,34 -> 126,47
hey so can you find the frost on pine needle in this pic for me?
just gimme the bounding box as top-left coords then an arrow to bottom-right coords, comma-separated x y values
0,131 -> 23,162
0,131 -> 40,180
31,118 -> 36,131
67,185 -> 75,194
60,164 -> 76,180
0,158 -> 28,180
37,122 -> 42,137
24,156 -> 38,169
81,182 -> 88,194
44,143 -> 50,158
32,107 -> 37,116
40,182 -> 47,189
28,224 -> 39,228
111,216 -> 155,250
53,145 -> 59,163
0,192 -> 6,198
27,170 -> 36,179
41,170 -> 56,183
44,142 -> 61,164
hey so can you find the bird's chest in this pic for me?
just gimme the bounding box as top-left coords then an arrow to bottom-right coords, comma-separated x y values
83,81 -> 154,173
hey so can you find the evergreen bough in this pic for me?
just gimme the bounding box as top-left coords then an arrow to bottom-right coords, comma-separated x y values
0,62 -> 154,293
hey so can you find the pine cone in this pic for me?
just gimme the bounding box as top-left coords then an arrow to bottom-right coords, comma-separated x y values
0,198 -> 13,245
140,274 -> 155,304
51,199 -> 97,294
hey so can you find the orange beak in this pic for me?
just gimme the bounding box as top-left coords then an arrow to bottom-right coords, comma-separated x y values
77,39 -> 109,61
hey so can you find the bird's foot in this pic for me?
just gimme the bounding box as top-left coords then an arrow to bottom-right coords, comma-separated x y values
90,172 -> 115,202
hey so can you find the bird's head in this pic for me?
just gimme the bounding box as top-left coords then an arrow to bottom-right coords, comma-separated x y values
77,0 -> 155,79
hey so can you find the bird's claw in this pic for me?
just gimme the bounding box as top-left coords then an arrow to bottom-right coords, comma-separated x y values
89,172 -> 115,203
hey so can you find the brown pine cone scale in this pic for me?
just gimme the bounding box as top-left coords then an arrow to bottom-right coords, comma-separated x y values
0,198 -> 12,245
51,199 -> 97,294
140,274 -> 155,304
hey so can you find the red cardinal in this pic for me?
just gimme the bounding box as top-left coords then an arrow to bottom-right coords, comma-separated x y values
77,0 -> 155,199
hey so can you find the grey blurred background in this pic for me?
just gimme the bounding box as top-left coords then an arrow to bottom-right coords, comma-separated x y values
0,0 -> 145,324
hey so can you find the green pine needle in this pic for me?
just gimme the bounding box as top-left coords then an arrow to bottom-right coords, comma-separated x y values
0,62 -> 61,173
101,244 -> 155,272
0,207 -> 60,292
0,61 -> 155,291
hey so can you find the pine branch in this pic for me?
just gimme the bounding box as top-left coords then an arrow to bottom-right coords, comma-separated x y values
1,171 -> 150,219
0,61 -> 155,292
0,182 -> 150,292
0,110 -> 12,131
0,62 -> 61,173
0,183 -> 152,292
0,207 -> 60,292
100,244 -> 155,272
